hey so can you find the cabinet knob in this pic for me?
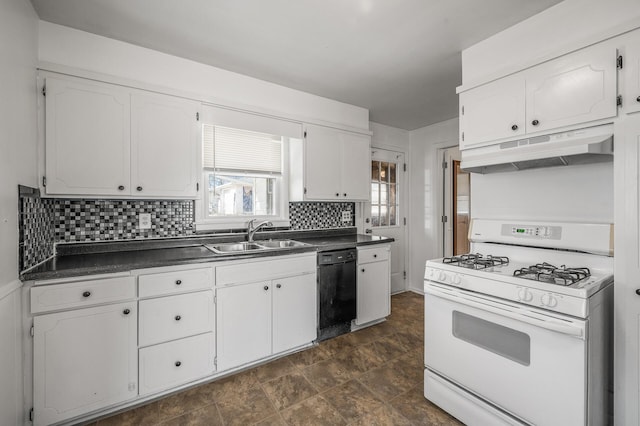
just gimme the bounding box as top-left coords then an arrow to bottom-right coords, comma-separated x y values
276,283 -> 282,289
175,315 -> 181,321
531,119 -> 540,126
636,289 -> 640,296
264,285 -> 269,291
373,254 -> 377,258
361,268 -> 365,272
123,308 -> 130,315
511,124 -> 518,131
175,280 -> 182,285
118,185 -> 125,191
636,96 -> 640,103
336,193 -> 340,197
175,361 -> 181,367
343,193 -> 347,197
136,186 -> 143,191
82,291 -> 91,298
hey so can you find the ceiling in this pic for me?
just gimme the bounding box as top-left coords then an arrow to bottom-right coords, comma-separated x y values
30,0 -> 562,130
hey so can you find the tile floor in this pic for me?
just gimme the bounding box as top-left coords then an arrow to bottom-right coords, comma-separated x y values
94,292 -> 462,426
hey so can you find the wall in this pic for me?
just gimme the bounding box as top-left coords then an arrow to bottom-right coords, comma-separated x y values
38,21 -> 369,131
461,0 -> 640,88
407,118 -> 459,292
0,0 -> 38,423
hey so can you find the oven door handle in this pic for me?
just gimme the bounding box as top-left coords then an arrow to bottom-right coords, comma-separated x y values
425,286 -> 585,339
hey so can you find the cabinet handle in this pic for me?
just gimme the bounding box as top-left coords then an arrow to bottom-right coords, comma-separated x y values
511,124 -> 518,131
635,289 -> 640,296
118,185 -> 125,191
175,315 -> 181,321
82,291 -> 91,298
531,119 -> 540,126
175,280 -> 182,285
123,309 -> 130,315
361,268 -> 365,272
264,285 -> 269,291
175,361 -> 181,367
136,186 -> 143,191
276,283 -> 282,289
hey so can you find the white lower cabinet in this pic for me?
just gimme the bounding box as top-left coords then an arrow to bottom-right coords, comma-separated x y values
33,301 -> 138,426
272,274 -> 317,353
356,245 -> 391,325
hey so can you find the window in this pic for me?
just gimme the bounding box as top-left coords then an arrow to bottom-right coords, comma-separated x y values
371,160 -> 398,227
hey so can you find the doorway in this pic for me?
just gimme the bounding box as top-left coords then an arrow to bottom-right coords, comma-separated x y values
366,148 -> 407,294
442,147 -> 470,257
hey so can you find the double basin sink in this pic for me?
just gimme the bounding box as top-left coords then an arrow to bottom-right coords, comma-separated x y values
205,239 -> 310,254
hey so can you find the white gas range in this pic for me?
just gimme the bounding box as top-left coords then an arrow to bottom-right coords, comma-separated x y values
424,219 -> 613,426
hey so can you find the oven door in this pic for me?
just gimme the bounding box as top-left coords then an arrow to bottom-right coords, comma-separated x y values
424,283 -> 587,426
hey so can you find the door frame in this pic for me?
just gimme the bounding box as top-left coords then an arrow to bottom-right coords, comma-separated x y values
365,145 -> 409,294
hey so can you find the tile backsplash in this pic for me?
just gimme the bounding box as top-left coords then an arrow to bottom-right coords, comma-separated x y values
19,187 -> 356,273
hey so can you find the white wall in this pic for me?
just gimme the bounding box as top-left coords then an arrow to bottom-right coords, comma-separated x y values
462,0 -> 640,88
370,122 -> 410,151
0,0 -> 38,423
407,118 -> 459,292
38,21 -> 369,131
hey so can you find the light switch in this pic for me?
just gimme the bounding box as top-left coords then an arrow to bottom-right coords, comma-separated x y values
139,213 -> 152,230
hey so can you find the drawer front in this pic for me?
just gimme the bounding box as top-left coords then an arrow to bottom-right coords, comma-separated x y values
216,254 -> 316,287
138,267 -> 213,298
357,245 -> 390,264
139,332 -> 215,396
139,290 -> 214,347
31,276 -> 136,314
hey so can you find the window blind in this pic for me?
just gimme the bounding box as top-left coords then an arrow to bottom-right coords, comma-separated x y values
203,124 -> 282,174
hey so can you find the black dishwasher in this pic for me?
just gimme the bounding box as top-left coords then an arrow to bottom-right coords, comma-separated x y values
317,248 -> 357,341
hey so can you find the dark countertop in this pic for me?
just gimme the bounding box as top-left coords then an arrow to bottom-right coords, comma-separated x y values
21,228 -> 394,282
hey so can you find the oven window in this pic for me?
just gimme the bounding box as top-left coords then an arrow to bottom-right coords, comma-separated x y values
452,311 -> 531,366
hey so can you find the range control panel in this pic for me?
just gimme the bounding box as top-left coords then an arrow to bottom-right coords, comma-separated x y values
501,224 -> 562,240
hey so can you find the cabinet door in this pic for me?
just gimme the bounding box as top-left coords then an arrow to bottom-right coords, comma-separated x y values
272,274 -> 317,353
341,132 -> 371,200
614,115 -> 640,425
216,282 -> 271,371
356,260 -> 390,325
624,34 -> 640,115
526,44 -> 617,134
33,302 -> 137,426
304,124 -> 343,200
45,77 -> 131,196
459,74 -> 526,149
131,93 -> 199,198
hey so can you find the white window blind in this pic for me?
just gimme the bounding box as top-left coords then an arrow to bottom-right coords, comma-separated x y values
203,125 -> 282,174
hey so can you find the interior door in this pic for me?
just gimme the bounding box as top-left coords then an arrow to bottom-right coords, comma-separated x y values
367,149 -> 407,294
443,147 -> 470,256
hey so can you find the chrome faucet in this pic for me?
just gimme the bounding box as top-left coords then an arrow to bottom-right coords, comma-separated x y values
247,219 -> 273,242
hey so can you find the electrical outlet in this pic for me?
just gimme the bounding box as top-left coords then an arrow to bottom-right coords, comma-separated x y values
139,213 -> 152,230
341,211 -> 352,223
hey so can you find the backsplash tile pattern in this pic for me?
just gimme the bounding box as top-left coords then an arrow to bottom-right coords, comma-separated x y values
289,202 -> 355,229
20,195 -> 56,272
54,200 -> 195,242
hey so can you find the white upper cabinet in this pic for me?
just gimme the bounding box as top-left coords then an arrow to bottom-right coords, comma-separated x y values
624,31 -> 640,115
459,74 -> 526,150
525,44 -> 617,134
131,93 -> 199,198
43,75 -> 200,198
291,123 -> 370,201
459,44 -> 618,149
45,77 -> 131,196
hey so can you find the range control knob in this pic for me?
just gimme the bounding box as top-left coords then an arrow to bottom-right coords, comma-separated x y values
452,274 -> 462,285
438,271 -> 447,282
518,288 -> 533,302
541,293 -> 558,308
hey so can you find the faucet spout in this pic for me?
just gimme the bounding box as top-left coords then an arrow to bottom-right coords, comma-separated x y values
247,219 -> 273,242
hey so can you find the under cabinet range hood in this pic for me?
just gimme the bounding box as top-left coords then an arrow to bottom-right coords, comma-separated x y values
461,124 -> 613,174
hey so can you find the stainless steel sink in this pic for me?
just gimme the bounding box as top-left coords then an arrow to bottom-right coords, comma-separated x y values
205,239 -> 309,254
205,242 -> 265,254
255,239 -> 310,249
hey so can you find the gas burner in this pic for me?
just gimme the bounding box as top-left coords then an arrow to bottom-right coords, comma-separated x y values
443,253 -> 509,270
513,262 -> 591,286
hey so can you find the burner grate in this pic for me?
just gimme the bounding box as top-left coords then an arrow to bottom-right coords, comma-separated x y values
513,262 -> 590,286
443,253 -> 509,270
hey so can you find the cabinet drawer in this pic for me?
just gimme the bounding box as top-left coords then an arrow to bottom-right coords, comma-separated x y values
357,245 -> 390,264
139,332 -> 214,396
139,290 -> 214,347
31,276 -> 136,314
138,267 -> 213,298
216,254 -> 316,287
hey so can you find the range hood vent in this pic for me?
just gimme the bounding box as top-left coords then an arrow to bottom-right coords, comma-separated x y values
461,124 -> 613,174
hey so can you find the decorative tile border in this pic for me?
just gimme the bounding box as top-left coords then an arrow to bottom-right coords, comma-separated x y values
289,202 -> 355,230
19,193 -> 55,272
